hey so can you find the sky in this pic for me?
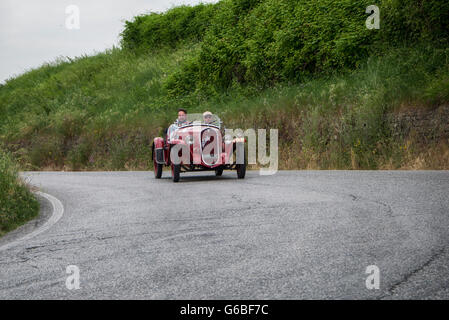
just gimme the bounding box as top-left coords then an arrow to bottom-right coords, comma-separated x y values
0,0 -> 218,83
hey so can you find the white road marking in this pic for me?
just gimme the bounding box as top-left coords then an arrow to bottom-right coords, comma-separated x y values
0,191 -> 64,252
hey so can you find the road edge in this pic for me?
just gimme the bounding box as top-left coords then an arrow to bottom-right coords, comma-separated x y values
0,191 -> 64,252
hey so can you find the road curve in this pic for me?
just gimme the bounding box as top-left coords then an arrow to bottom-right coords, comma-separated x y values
0,171 -> 448,299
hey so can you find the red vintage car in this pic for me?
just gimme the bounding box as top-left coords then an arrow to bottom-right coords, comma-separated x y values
152,114 -> 246,182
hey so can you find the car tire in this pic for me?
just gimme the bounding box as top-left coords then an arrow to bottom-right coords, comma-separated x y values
235,142 -> 246,179
153,148 -> 163,179
171,164 -> 180,182
236,163 -> 246,179
215,167 -> 224,176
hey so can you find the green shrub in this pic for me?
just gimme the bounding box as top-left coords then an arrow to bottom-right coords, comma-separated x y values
120,0 -> 449,95
120,4 -> 218,51
380,0 -> 449,45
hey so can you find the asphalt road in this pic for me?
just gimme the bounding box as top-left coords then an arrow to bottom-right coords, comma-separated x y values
0,171 -> 448,299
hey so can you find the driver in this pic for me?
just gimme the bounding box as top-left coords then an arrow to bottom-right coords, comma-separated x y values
168,108 -> 189,140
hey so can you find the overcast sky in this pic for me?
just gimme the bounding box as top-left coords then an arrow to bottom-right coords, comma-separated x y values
0,0 -> 218,83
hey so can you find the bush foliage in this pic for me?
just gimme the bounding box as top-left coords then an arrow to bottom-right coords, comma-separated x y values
121,4 -> 217,50
121,0 -> 449,94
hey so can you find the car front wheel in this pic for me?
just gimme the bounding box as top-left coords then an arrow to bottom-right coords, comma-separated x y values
171,164 -> 180,182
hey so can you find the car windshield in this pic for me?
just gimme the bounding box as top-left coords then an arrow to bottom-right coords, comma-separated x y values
181,113 -> 221,128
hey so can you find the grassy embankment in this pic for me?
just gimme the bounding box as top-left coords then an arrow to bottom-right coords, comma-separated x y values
0,148 -> 39,237
0,0 -> 448,170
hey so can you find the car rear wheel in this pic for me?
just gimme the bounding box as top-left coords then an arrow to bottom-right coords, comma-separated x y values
236,162 -> 246,179
153,148 -> 163,179
171,164 -> 180,182
215,167 -> 224,176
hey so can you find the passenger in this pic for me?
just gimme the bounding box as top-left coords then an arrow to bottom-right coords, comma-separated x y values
203,111 -> 214,125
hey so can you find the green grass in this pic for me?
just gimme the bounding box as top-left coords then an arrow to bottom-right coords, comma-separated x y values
0,148 -> 39,237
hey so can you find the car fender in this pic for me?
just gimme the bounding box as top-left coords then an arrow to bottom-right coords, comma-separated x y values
152,137 -> 165,164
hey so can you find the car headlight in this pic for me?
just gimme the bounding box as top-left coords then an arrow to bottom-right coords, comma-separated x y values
184,135 -> 194,145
